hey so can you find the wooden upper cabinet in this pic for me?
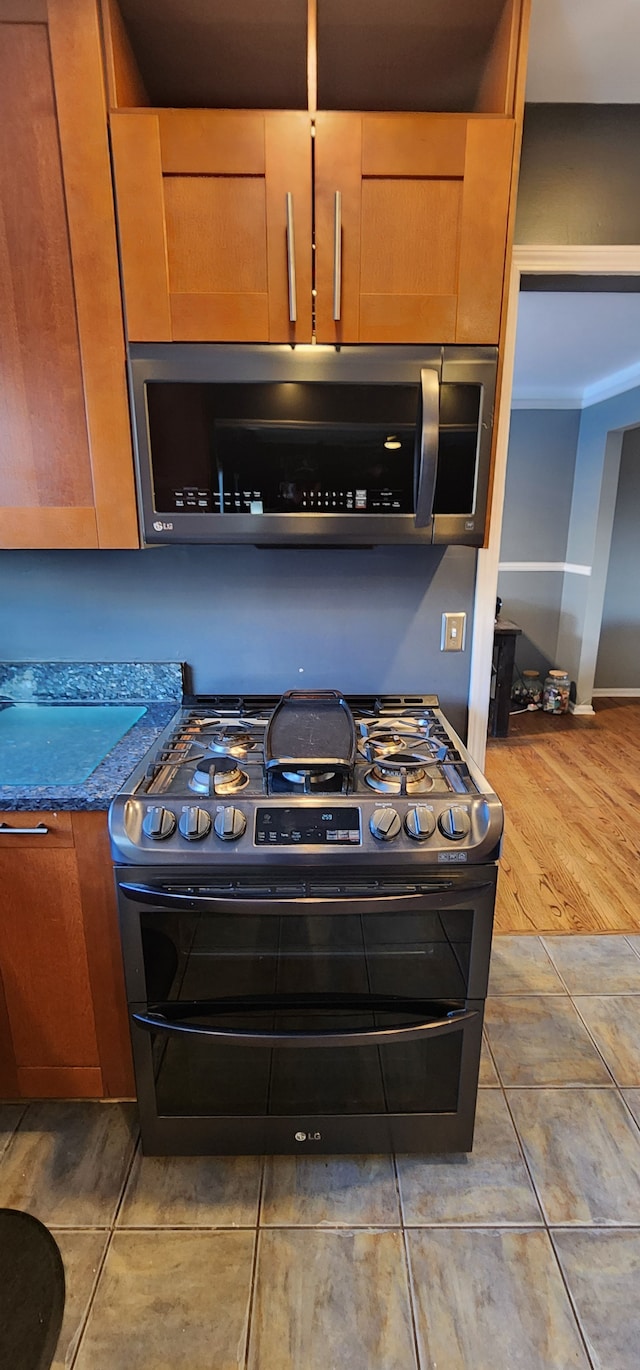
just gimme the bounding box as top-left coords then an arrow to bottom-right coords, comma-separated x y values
103,0 -> 528,349
315,113 -> 515,345
0,0 -> 138,550
110,109 -> 313,343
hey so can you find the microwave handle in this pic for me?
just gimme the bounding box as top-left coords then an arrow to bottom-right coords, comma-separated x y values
415,367 -> 440,528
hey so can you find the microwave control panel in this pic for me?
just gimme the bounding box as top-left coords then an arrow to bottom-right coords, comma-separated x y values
172,487 -> 263,513
168,487 -> 406,514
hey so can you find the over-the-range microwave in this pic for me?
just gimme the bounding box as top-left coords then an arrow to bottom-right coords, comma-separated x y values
128,344 -> 497,548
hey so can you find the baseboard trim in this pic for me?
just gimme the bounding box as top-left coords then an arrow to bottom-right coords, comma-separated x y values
569,702 -> 596,716
592,688 -> 640,697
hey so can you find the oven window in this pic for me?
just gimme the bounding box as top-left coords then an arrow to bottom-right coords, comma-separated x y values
146,1025 -> 463,1117
137,908 -> 472,1117
145,382 -> 417,515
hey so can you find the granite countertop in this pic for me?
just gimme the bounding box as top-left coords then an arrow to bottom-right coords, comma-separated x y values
0,662 -> 183,812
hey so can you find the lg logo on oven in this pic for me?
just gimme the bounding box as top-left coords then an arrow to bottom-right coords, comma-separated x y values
294,1131 -> 322,1143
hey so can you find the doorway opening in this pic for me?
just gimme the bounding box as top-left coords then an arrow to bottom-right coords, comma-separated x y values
468,247 -> 640,766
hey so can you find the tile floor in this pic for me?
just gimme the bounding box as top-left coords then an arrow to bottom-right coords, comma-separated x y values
0,934 -> 639,1369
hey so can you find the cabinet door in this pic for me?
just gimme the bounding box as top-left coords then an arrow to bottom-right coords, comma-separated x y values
0,816 -> 102,1098
315,113 -> 515,345
111,109 -> 313,342
0,2 -> 138,549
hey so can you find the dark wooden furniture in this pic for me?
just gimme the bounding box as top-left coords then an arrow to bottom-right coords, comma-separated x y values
488,618 -> 522,737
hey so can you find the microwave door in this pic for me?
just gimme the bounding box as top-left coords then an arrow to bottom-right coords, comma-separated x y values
414,368 -> 439,529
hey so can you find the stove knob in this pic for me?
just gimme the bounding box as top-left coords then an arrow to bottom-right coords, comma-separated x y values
438,806 -> 471,840
405,806 -> 436,841
370,807 -> 402,841
214,806 -> 247,842
142,806 -> 176,840
178,806 -> 212,841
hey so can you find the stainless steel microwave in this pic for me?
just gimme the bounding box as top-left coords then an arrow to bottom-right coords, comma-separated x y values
128,344 -> 497,547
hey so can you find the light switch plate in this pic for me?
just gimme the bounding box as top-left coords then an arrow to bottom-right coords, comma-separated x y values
441,612 -> 466,651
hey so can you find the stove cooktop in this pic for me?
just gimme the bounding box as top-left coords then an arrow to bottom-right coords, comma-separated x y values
109,692 -> 503,867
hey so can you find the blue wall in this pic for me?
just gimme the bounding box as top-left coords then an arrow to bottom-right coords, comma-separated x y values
497,407 -> 580,675
0,544 -> 477,734
595,426 -> 640,689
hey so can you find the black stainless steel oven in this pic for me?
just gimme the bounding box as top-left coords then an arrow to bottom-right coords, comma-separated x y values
109,690 -> 502,1155
128,343 -> 497,547
117,869 -> 496,1155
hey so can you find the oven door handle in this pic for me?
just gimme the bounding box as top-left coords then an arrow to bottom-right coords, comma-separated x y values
131,1002 -> 478,1048
119,882 -> 492,915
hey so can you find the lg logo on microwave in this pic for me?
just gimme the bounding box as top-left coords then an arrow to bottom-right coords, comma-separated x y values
153,520 -> 174,532
295,1131 -> 322,1143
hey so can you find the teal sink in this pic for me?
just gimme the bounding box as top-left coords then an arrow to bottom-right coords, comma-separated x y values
0,703 -> 146,786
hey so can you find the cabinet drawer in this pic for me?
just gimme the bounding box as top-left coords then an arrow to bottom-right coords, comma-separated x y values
0,812 -> 75,847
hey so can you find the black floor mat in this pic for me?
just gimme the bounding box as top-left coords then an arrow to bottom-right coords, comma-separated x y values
0,1210 -> 65,1370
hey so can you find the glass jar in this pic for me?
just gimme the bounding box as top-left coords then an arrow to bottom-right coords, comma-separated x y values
521,669 -> 542,709
542,670 -> 570,714
511,669 -> 542,709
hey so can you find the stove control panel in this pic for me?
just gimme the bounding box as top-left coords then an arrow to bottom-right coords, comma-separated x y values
255,807 -> 361,846
127,797 -> 491,862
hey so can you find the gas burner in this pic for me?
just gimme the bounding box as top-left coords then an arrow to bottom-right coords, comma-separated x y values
189,756 -> 250,796
358,732 -> 448,764
365,752 -> 436,796
359,731 -> 428,761
201,728 -> 258,760
281,769 -> 337,788
366,717 -> 432,734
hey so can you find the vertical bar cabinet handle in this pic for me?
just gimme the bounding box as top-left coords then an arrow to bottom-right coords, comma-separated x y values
333,190 -> 342,321
286,192 -> 297,323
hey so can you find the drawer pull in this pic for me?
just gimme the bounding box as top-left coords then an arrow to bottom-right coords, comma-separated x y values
0,822 -> 50,835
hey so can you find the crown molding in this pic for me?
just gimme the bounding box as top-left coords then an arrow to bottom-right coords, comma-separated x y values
512,246 -> 640,409
582,360 -> 640,406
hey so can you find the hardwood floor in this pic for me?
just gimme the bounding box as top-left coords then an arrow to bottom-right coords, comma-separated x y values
485,698 -> 640,934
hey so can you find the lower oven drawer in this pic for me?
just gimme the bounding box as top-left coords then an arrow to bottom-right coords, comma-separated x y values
128,997 -> 484,1155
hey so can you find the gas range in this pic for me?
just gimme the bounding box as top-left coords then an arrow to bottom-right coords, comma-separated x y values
109,690 -> 503,868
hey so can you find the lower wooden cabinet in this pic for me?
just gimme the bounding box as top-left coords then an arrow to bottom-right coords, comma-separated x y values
0,811 -> 134,1099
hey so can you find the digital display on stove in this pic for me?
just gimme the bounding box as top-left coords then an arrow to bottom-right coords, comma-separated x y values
255,807 -> 361,846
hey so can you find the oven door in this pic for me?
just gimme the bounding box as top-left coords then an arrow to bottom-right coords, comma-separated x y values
118,872 -> 495,1154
